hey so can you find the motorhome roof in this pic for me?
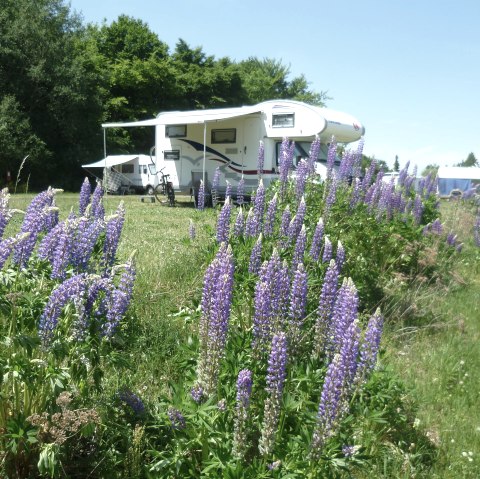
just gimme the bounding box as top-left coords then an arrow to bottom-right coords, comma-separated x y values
437,166 -> 480,180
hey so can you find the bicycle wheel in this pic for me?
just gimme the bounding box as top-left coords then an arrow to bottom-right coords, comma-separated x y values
167,183 -> 175,207
154,184 -> 164,203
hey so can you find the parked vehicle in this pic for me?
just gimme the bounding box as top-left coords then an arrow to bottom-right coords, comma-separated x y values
437,166 -> 480,198
96,99 -> 365,197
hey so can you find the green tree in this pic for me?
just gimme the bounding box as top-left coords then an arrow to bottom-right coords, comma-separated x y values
456,152 -> 478,167
421,164 -> 439,177
393,155 -> 400,172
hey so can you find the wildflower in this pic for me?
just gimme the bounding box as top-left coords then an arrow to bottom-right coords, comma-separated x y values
189,219 -> 196,240
236,175 -> 245,206
217,399 -> 227,411
50,220 -> 75,280
216,196 -> 232,243
253,179 -> 266,227
79,178 -> 91,215
474,214 -> 480,247
233,369 -> 253,459
190,385 -> 205,403
0,187 -> 13,240
295,159 -> 309,199
412,194 -> 424,225
197,179 -> 205,211
118,389 -> 146,415
212,167 -> 221,191
336,240 -> 345,272
39,273 -> 88,344
361,160 -> 376,192
225,180 -> 232,199
292,224 -> 307,272
90,183 -> 105,219
0,233 -> 29,269
245,207 -> 259,238
263,193 -> 278,237
326,137 -> 337,180
233,207 -> 244,237
314,260 -> 339,357
356,308 -> 384,382
72,218 -> 104,271
197,244 -> 234,396
322,235 -> 332,263
258,140 -> 265,176
307,136 -> 321,174
249,233 -> 263,275
168,407 -> 186,430
324,177 -> 337,216
309,217 -> 324,261
103,202 -> 126,271
288,263 -> 308,351
288,196 -> 306,242
279,205 -> 291,238
259,332 -> 288,456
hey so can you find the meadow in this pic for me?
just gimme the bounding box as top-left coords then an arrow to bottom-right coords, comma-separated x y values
1,146 -> 479,478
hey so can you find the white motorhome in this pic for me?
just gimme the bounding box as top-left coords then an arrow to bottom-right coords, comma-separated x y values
437,166 -> 480,198
98,100 -> 365,196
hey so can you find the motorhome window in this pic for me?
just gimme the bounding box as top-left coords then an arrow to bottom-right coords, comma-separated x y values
272,113 -> 295,128
121,163 -> 134,174
138,165 -> 147,174
275,141 -> 309,167
166,125 -> 187,137
164,150 -> 180,160
211,129 -> 236,144
148,164 -> 157,175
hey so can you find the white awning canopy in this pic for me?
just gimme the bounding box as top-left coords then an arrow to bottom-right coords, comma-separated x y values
101,105 -> 262,128
82,155 -> 141,168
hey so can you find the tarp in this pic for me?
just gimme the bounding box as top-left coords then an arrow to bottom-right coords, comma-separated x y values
82,155 -> 140,168
438,178 -> 472,196
101,106 -> 262,128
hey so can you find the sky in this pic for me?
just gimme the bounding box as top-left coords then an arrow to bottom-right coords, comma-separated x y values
70,0 -> 480,172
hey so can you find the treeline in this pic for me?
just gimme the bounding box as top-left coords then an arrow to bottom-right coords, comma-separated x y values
0,0 -> 328,190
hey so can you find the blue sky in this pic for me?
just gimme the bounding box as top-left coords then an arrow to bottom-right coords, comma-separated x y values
71,0 -> 479,172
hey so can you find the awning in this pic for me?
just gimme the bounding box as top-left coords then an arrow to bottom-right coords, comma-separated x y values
82,155 -> 140,168
101,106 -> 262,128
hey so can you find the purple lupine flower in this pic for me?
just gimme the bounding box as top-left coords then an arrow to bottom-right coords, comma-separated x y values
349,178 -> 362,209
225,180 -> 232,200
455,242 -> 463,253
307,136 -> 321,174
412,194 -> 424,225
217,398 -> 227,411
189,219 -> 196,240
361,160 -> 376,193
279,205 -> 291,238
37,221 -> 64,263
197,180 -> 205,211
103,260 -> 136,337
446,232 -> 457,247
357,308 -> 384,382
336,240 -> 345,272
324,177 -> 337,216
216,196 -> 232,243
197,244 -> 234,396
233,369 -> 253,459
338,149 -> 354,183
78,276 -> 112,338
51,220 -> 75,280
352,138 -> 364,179
295,159 -> 309,200
313,259 -> 339,357
79,178 -> 91,216
252,249 -> 290,352
322,236 -> 332,263
249,233 -> 263,275
190,385 -> 205,403
431,218 -> 443,235
288,263 -> 308,351
236,175 -> 245,206
258,141 -> 265,176
263,193 -> 278,237
329,278 -> 359,357
244,207 -> 259,238
0,188 -> 13,240
233,207 -> 244,237
0,234 -> 29,269
398,161 -> 410,187
309,217 -> 324,261
326,137 -> 337,180
13,189 -> 58,267
311,319 -> 360,459
287,196 -> 306,242
279,138 -> 294,199
292,224 -> 307,272
474,214 -> 480,247
72,217 -> 104,271
253,179 -> 266,227
118,389 -> 146,415
103,202 -> 126,271
90,183 -> 105,219
259,332 -> 288,456
212,167 -> 221,191
168,407 -> 186,430
39,273 -> 88,344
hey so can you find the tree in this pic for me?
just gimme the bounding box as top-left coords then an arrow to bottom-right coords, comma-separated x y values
456,152 -> 478,167
421,164 -> 439,177
393,155 -> 400,172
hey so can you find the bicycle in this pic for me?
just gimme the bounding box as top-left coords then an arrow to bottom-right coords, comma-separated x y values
154,167 -> 175,207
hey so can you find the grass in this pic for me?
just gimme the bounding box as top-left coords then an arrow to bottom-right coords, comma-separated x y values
5,191 -> 480,477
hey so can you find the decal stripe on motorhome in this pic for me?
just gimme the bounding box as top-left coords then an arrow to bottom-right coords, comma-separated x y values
179,139 -> 274,175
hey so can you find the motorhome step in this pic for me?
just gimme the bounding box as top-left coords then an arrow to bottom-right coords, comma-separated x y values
140,195 -> 156,203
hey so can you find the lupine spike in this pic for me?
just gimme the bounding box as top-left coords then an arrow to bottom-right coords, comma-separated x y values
309,217 -> 324,261
233,369 -> 253,459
